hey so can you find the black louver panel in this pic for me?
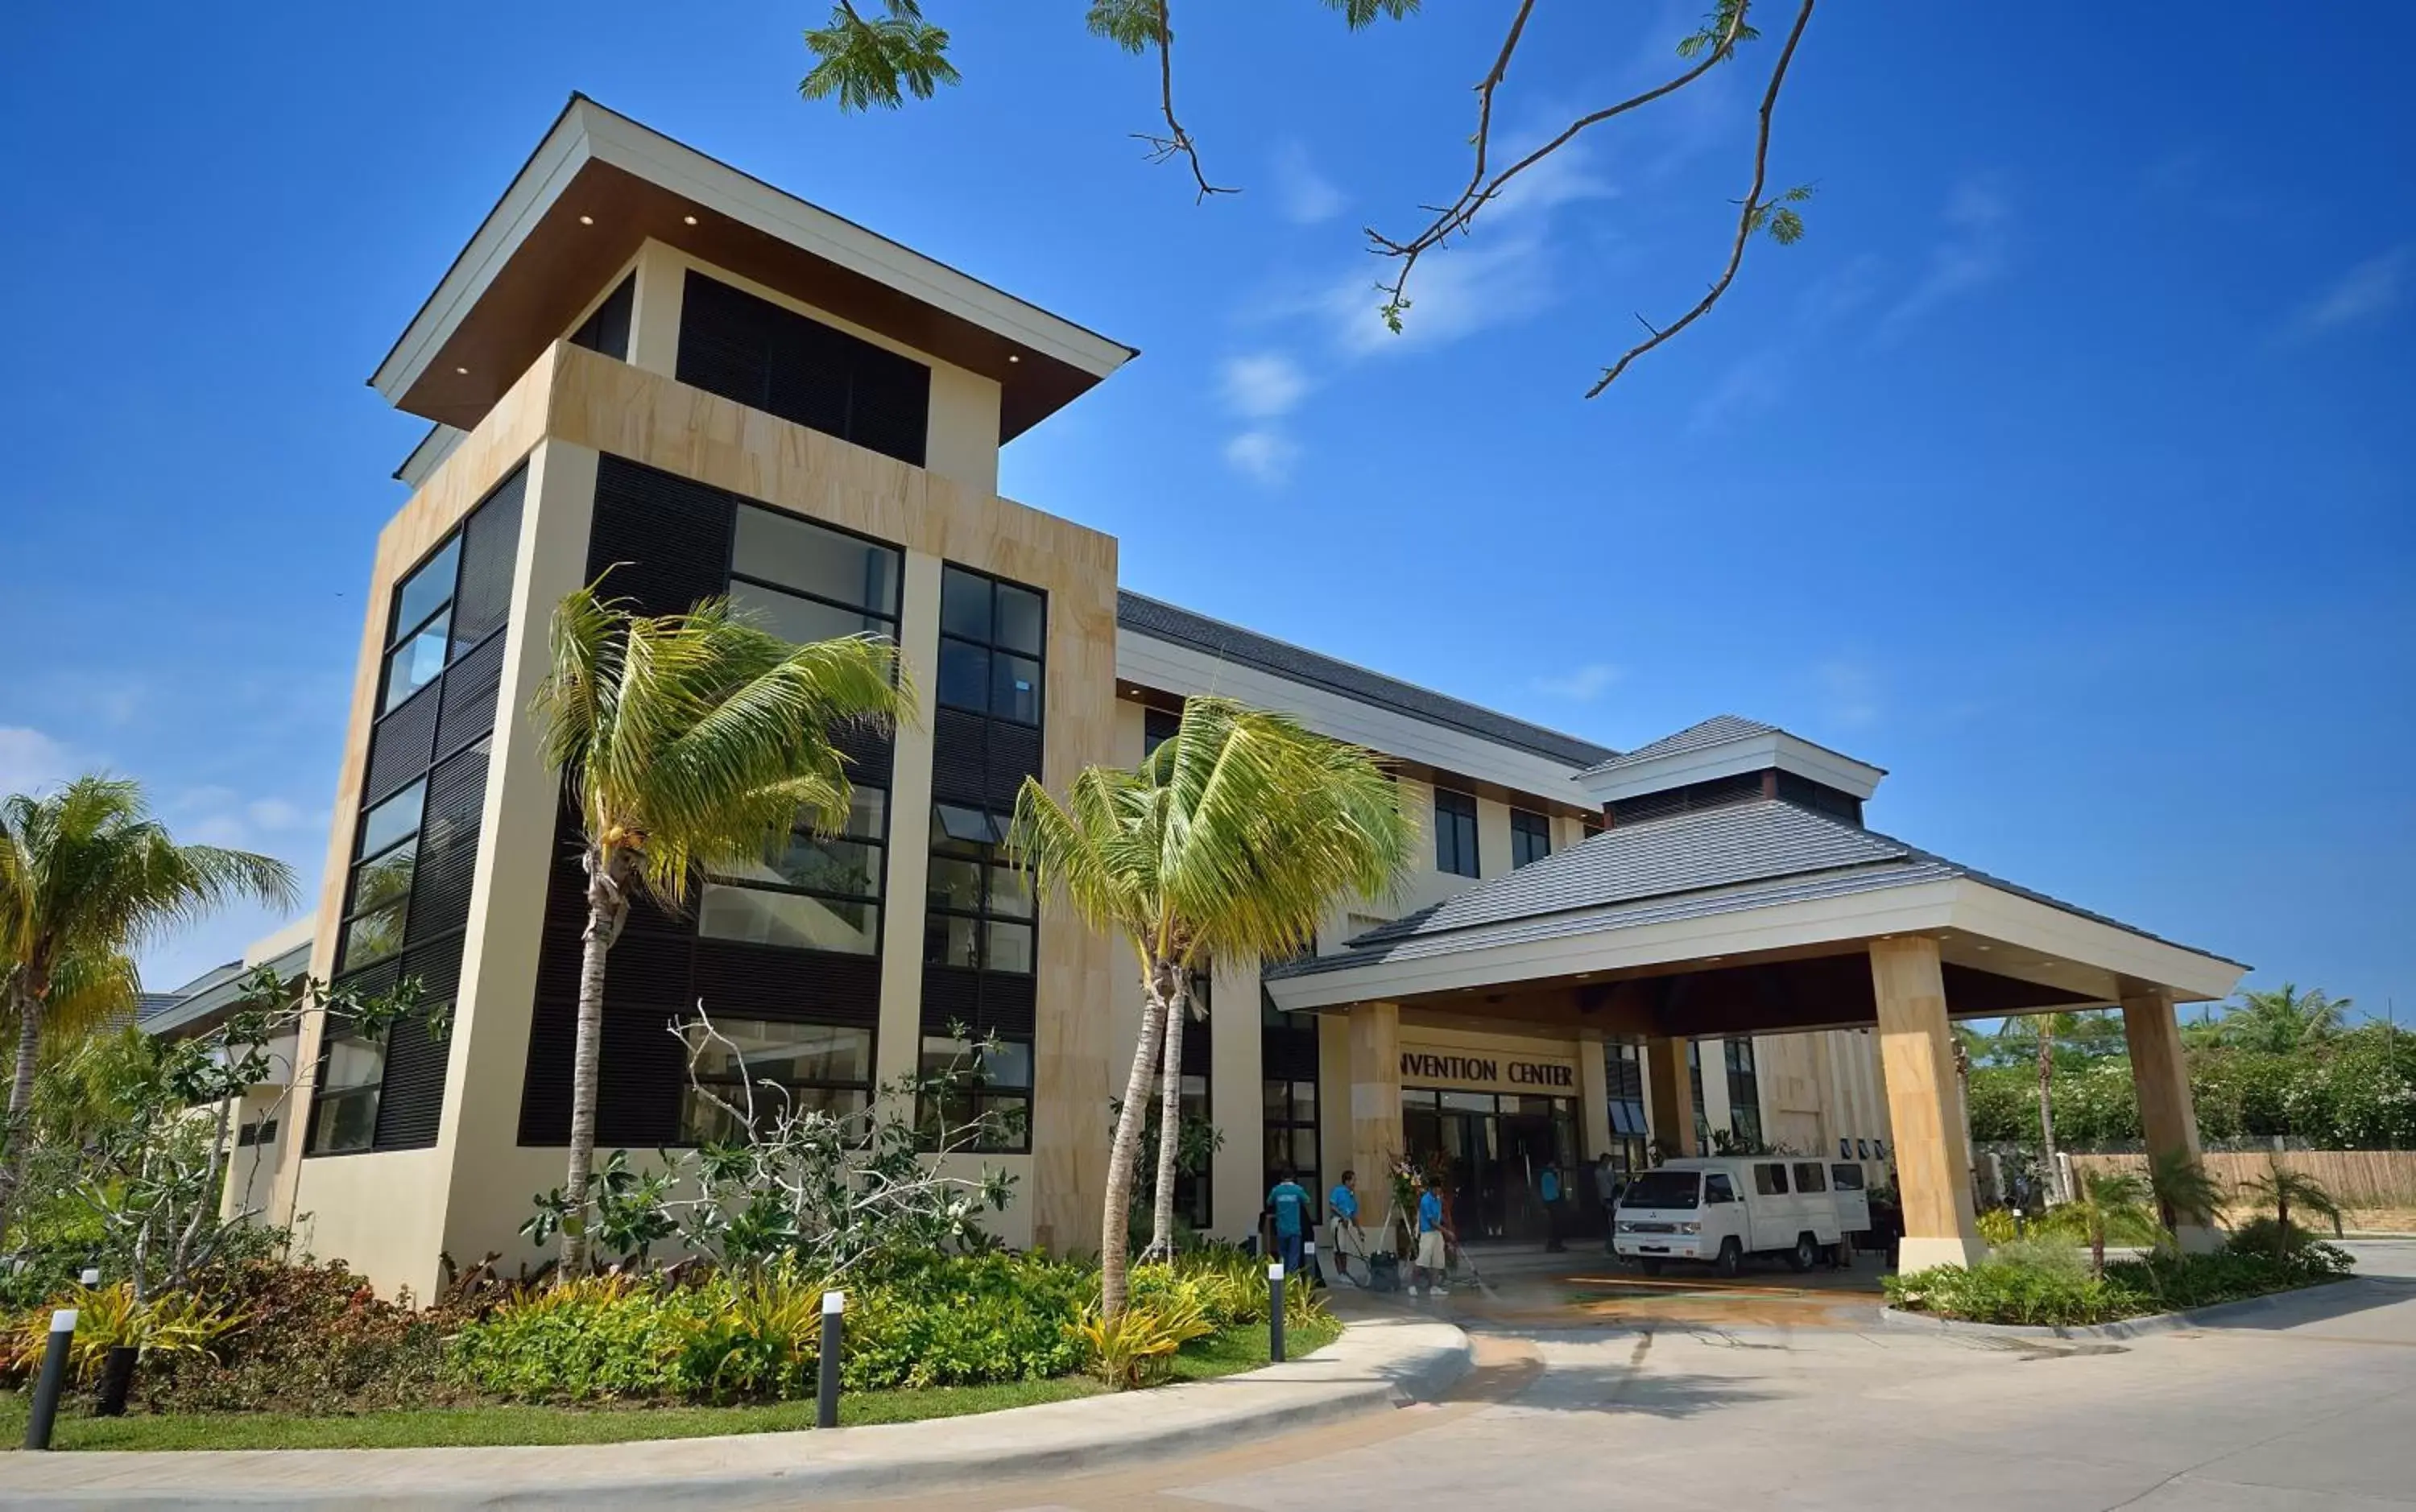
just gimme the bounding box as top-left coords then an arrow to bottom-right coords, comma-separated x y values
920,965 -> 983,1037
363,688 -> 439,806
1610,770 -> 1766,827
569,275 -> 635,362
1262,1025 -> 1319,1084
588,456 -> 734,615
693,940 -> 883,1028
985,722 -> 1042,810
832,726 -> 896,787
1179,1004 -> 1211,1076
435,633 -> 506,757
929,708 -> 989,806
373,935 -> 462,1150
407,742 -> 489,942
450,468 -> 526,647
980,973 -> 1036,1042
674,271 -> 929,468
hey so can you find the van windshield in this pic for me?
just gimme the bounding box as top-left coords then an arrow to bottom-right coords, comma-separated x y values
1620,1171 -> 1702,1210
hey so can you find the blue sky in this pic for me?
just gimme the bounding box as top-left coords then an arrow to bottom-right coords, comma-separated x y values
2,2 -> 2409,1017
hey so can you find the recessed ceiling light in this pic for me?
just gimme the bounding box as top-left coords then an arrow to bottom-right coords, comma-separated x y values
577,214 -> 594,225
1975,944 -> 1991,951
683,214 -> 698,225
454,366 -> 469,375
1007,353 -> 1021,363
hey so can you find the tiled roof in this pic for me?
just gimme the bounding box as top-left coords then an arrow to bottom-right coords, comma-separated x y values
1578,715 -> 1778,776
1116,591 -> 1616,769
1268,797 -> 2242,979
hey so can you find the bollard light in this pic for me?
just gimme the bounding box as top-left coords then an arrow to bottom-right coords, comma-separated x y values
26,1308 -> 78,1450
1268,1261 -> 1287,1364
817,1289 -> 846,1430
79,1269 -> 100,1287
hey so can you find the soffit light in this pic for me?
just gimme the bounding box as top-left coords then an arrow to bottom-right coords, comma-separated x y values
578,214 -> 594,225
454,366 -> 469,375
683,214 -> 699,225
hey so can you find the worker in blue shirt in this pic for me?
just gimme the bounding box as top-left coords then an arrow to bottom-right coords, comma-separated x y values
1327,1170 -> 1364,1281
1410,1176 -> 1450,1296
1266,1168 -> 1312,1279
1540,1161 -> 1567,1252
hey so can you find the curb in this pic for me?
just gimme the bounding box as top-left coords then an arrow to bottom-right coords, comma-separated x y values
0,1313 -> 1474,1510
1876,1278 -> 2369,1342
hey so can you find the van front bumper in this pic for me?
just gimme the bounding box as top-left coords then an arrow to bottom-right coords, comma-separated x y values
1615,1237 -> 1707,1260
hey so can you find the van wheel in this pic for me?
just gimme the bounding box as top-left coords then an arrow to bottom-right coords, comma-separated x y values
1638,1258 -> 1663,1276
1788,1233 -> 1817,1272
1715,1239 -> 1744,1279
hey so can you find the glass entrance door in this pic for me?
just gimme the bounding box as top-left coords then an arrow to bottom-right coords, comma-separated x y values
1401,1087 -> 1578,1242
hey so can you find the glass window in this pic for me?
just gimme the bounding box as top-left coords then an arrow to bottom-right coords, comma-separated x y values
937,563 -> 1045,721
1855,1138 -> 1872,1159
680,1019 -> 873,1142
993,583 -> 1045,656
984,919 -> 1034,974
939,565 -> 992,641
924,911 -> 980,968
731,579 -> 887,647
732,506 -> 900,616
306,1036 -> 387,1155
382,626 -> 449,712
697,884 -> 879,954
392,539 -> 459,642
937,639 -> 991,712
1793,1162 -> 1827,1193
1753,1163 -> 1789,1196
1830,1163 -> 1865,1191
1434,789 -> 1479,878
1143,707 -> 1181,759
917,1035 -> 1032,1153
1703,1173 -> 1737,1204
339,900 -> 407,972
1622,1171 -> 1701,1210
991,652 -> 1043,725
1510,808 -> 1552,869
350,840 -> 416,914
357,780 -> 426,859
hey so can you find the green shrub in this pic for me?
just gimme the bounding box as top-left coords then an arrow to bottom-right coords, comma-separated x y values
1888,1239 -> 2355,1327
139,1258 -> 467,1414
451,1275 -> 704,1402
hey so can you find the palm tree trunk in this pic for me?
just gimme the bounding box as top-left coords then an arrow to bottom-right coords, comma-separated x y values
2033,1014 -> 2060,1205
1101,963 -> 1172,1320
0,973 -> 46,1239
1148,978 -> 1189,1261
561,850 -> 623,1276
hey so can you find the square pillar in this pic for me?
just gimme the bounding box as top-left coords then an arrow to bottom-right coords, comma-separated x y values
1577,1028 -> 1615,1160
2123,989 -> 2220,1254
1346,1001 -> 1403,1207
1644,1037 -> 1698,1158
1868,938 -> 1984,1270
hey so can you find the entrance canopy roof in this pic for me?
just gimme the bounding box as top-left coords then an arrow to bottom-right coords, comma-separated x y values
1263,798 -> 2246,1036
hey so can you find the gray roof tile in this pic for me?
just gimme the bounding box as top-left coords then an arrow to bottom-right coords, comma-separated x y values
1116,591 -> 1615,770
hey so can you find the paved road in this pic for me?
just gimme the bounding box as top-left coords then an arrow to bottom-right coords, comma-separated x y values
844,1240 -> 2416,1511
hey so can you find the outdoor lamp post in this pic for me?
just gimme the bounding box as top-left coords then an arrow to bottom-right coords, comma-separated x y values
1268,1261 -> 1287,1364
25,1308 -> 78,1450
817,1289 -> 846,1430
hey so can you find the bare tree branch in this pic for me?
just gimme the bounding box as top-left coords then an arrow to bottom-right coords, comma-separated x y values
1131,0 -> 1234,201
1588,0 -> 1814,395
1368,0 -> 1756,332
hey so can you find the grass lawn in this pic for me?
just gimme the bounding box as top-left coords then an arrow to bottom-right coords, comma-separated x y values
0,1314 -> 1347,1452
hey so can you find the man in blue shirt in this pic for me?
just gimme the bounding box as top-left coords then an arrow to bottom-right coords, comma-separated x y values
1267,1168 -> 1312,1279
1410,1176 -> 1450,1296
1327,1170 -> 1363,1283
1539,1162 -> 1567,1252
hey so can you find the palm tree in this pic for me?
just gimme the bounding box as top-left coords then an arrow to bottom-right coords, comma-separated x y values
1011,696 -> 1413,1316
530,585 -> 909,1274
2030,1013 -> 2062,1202
2146,1148 -> 2224,1243
2236,1157 -> 2344,1258
0,777 -> 294,1228
2068,1167 -> 2162,1278
2222,983 -> 2352,1055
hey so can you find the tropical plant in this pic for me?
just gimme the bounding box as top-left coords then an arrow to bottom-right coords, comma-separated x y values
6,1281 -> 245,1383
528,583 -> 911,1274
2223,983 -> 2352,1055
1011,696 -> 1413,1317
521,1007 -> 1019,1275
2146,1149 -> 2224,1241
0,776 -> 295,1237
2066,1167 -> 2165,1278
2235,1158 -> 2344,1258
1069,1291 -> 1214,1390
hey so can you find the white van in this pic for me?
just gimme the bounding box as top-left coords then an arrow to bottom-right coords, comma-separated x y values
1613,1157 -> 1846,1277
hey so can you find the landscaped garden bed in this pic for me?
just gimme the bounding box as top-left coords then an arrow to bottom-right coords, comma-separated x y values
1883,1229 -> 2355,1328
1,1248 -> 1339,1451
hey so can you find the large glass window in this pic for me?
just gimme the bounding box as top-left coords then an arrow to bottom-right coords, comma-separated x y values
381,539 -> 461,713
1433,788 -> 1480,878
1510,808 -> 1552,869
679,1020 -> 873,1142
917,1035 -> 1032,1153
925,803 -> 1032,973
937,565 -> 1045,725
1263,1078 -> 1319,1204
1688,1041 -> 1711,1151
337,779 -> 426,974
700,783 -> 887,956
1725,1039 -> 1763,1147
730,506 -> 901,630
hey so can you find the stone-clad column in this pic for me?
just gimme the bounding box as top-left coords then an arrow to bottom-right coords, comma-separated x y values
1347,1002 -> 1403,1205
1644,1037 -> 1698,1158
2123,988 -> 2220,1254
1869,937 -> 1984,1270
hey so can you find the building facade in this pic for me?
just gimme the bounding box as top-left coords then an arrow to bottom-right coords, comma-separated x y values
247,99 -> 2246,1294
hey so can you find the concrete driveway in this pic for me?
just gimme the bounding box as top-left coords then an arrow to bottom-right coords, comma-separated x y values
844,1240 -> 2416,1511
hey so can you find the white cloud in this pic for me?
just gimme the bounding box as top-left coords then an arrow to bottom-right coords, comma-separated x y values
1272,142 -> 1345,225
1531,663 -> 1624,702
1686,353 -> 1788,436
1875,178 -> 2011,341
246,797 -> 308,832
1223,430 -> 1301,487
0,727 -> 79,798
1815,659 -> 1883,729
2284,246 -> 2410,341
1219,352 -> 1309,419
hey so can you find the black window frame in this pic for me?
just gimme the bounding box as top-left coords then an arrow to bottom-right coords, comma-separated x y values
1263,1076 -> 1320,1217
1433,787 -> 1480,878
936,563 -> 1047,727
678,1018 -> 877,1145
924,803 -> 1034,975
1725,1038 -> 1763,1147
1509,808 -> 1553,869
916,1032 -> 1034,1155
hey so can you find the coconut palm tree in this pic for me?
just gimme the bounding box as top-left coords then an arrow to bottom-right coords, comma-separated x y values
2146,1147 -> 2224,1243
530,585 -> 909,1274
2222,983 -> 2352,1055
0,777 -> 295,1228
2068,1167 -> 2162,1278
1011,696 -> 1413,1316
